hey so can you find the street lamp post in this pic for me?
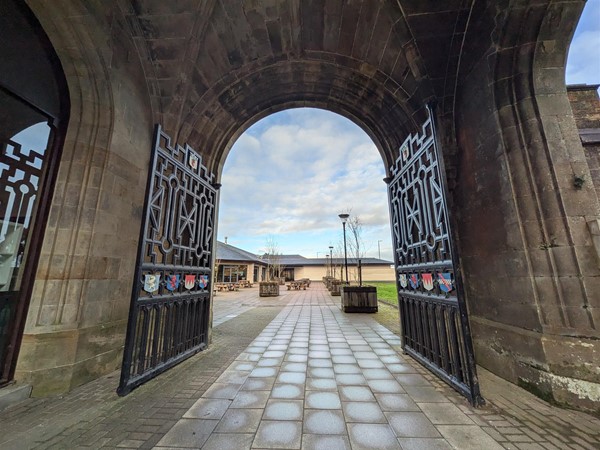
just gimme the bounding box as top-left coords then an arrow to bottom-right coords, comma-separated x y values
378,240 -> 382,259
338,213 -> 350,284
329,246 -> 334,279
325,254 -> 330,277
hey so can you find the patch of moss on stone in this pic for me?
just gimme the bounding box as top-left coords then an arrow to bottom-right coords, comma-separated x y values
517,377 -> 555,404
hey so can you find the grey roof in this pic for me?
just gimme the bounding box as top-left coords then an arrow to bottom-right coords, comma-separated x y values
216,241 -> 265,264
279,255 -> 393,266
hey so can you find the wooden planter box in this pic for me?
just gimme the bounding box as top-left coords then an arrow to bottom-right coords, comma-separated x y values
341,285 -> 378,313
259,281 -> 280,297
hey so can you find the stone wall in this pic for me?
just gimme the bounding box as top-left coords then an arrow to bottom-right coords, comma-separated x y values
452,1 -> 600,413
15,0 -> 153,395
567,85 -> 600,192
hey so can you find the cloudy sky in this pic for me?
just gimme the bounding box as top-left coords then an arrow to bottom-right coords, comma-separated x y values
218,3 -> 599,261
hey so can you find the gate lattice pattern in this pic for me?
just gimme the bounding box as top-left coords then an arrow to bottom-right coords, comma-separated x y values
388,107 -> 482,405
118,125 -> 217,395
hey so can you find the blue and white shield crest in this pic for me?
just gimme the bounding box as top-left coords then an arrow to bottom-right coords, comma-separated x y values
198,275 -> 209,289
409,274 -> 419,289
166,274 -> 180,291
438,273 -> 453,293
144,274 -> 160,293
399,274 -> 408,288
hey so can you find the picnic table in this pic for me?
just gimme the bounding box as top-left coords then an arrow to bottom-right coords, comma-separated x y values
287,280 -> 308,290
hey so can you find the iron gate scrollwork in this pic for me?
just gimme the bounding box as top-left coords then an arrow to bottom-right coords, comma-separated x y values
118,125 -> 218,396
388,105 -> 483,405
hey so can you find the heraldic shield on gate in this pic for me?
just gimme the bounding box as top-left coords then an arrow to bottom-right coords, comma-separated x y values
388,105 -> 483,406
118,125 -> 218,395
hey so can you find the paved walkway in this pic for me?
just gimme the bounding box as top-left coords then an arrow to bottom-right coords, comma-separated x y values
0,284 -> 598,449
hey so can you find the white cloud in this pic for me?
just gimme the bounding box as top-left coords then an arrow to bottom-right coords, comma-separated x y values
218,108 -> 393,259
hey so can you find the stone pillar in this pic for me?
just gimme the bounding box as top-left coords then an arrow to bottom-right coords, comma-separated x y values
15,1 -> 153,395
453,0 -> 599,412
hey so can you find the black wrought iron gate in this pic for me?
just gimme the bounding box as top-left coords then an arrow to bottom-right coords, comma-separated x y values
118,125 -> 217,395
388,106 -> 483,405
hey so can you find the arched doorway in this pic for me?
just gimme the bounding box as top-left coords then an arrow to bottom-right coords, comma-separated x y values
0,0 -> 69,387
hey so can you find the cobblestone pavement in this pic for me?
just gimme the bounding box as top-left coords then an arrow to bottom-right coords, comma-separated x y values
0,284 -> 598,449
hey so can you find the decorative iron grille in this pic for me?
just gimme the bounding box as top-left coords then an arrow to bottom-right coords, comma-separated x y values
118,125 -> 217,395
388,105 -> 483,405
0,131 -> 47,386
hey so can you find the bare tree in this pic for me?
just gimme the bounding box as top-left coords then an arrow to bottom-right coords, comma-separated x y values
264,235 -> 284,282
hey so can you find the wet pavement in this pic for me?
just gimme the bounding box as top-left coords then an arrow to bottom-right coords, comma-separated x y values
0,283 -> 598,449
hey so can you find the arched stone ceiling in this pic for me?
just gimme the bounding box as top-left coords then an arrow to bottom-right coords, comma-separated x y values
117,1 -> 477,172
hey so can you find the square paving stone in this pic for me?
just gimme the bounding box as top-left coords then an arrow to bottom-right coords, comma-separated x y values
308,368 -> 335,378
357,359 -> 386,369
271,383 -> 304,399
155,419 -> 217,448
257,358 -> 283,367
329,346 -> 351,352
380,355 -> 403,364
353,351 -> 379,359
264,400 -> 304,420
183,398 -> 231,419
202,383 -> 242,400
240,377 -> 275,391
309,351 -> 332,358
305,391 -> 342,409
289,347 -> 309,354
200,432 -> 254,450
215,408 -> 262,433
253,421 -> 302,449
332,355 -> 357,364
230,362 -> 256,372
397,438 -> 454,450
418,402 -> 475,425
308,359 -> 333,368
385,412 -> 441,438
336,374 -> 367,385
309,345 -> 330,351
362,368 -> 394,380
282,362 -> 308,372
387,363 -> 419,373
404,386 -> 450,402
230,390 -> 270,408
277,371 -> 306,384
375,393 -> 420,412
306,378 -> 338,390
249,367 -> 279,378
215,371 -> 249,384
301,434 -> 351,450
263,350 -> 286,358
342,401 -> 387,423
395,374 -> 431,386
368,379 -> 405,393
436,425 -> 505,450
347,423 -> 402,450
333,364 -> 361,374
303,409 -> 346,434
339,386 -> 376,402
285,354 -> 308,362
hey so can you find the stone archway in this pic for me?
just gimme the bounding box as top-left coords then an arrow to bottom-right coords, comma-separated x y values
7,0 -> 597,412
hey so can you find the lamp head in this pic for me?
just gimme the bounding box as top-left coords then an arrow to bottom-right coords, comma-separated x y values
338,213 -> 350,224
